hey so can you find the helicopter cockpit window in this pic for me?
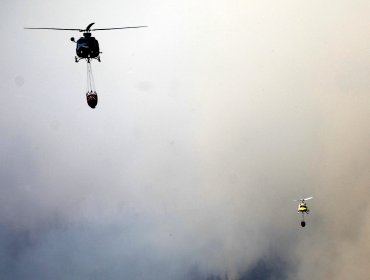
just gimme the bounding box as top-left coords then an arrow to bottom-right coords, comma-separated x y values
77,38 -> 88,48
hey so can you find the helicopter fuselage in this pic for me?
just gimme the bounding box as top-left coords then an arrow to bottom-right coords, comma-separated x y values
74,33 -> 100,62
298,202 -> 309,213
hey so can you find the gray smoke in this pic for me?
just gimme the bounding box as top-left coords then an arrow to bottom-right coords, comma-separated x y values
1,0 -> 369,279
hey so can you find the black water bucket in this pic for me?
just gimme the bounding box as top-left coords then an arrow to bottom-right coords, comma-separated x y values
86,91 -> 98,109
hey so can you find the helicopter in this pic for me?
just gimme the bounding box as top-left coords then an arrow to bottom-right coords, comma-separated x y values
293,197 -> 313,227
25,23 -> 147,63
25,23 -> 147,108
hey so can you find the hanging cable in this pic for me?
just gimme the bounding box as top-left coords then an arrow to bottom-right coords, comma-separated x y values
86,61 -> 96,92
86,62 -> 90,92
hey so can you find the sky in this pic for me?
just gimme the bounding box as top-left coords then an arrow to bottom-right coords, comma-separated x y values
1,0 -> 370,279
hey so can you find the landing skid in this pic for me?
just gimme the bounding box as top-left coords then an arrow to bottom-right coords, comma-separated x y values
75,56 -> 101,63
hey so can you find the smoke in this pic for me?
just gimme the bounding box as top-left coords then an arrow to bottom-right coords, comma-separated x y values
1,0 -> 370,279
293,62 -> 370,279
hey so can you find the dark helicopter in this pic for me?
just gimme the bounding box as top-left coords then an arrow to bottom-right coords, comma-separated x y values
25,22 -> 147,109
25,23 -> 147,63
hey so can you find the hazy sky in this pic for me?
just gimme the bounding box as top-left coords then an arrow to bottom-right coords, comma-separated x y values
1,1 -> 370,279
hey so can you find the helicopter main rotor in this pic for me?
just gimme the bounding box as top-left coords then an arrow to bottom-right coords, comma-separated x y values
293,197 -> 313,203
25,22 -> 148,33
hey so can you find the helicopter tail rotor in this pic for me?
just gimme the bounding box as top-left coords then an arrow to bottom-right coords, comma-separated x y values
84,23 -> 95,32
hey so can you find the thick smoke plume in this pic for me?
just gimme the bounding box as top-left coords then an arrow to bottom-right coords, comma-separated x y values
0,1 -> 369,279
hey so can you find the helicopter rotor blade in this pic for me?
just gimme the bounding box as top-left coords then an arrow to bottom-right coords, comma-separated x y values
293,196 -> 313,202
24,27 -> 82,31
90,26 -> 148,31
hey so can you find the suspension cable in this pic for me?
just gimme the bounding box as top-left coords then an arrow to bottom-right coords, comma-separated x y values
86,61 -> 96,92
